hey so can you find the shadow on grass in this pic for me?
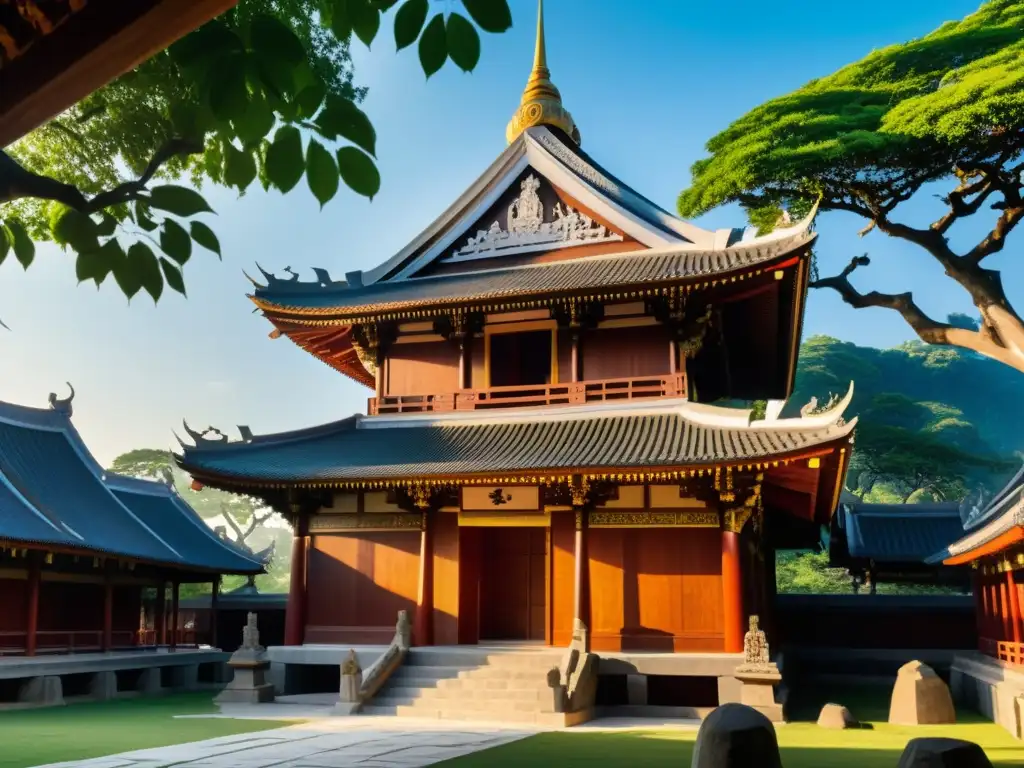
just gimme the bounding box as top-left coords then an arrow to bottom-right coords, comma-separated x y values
437,731 -> 1024,768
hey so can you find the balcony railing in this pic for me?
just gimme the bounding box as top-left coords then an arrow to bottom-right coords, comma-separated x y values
369,373 -> 687,415
980,636 -> 1024,666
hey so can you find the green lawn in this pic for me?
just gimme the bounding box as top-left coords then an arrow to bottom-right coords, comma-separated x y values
0,693 -> 291,768
438,685 -> 1024,768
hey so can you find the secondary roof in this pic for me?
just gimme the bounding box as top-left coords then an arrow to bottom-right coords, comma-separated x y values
0,391 -> 262,574
177,390 -> 856,488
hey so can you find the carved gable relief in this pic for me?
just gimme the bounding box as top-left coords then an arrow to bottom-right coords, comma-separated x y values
442,173 -> 623,263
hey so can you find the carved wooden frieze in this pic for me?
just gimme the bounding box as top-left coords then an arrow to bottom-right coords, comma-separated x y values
310,513 -> 423,533
588,511 -> 719,528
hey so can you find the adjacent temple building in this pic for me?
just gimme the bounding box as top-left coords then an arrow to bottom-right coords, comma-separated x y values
177,5 -> 855,667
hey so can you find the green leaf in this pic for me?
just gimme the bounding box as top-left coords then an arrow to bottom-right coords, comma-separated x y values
160,258 -> 187,296
159,219 -> 193,265
306,139 -> 340,208
249,14 -> 306,66
350,0 -> 381,47
76,239 -> 121,286
255,54 -> 296,101
135,201 -> 158,232
223,141 -> 258,191
418,14 -> 447,78
265,125 -> 305,193
52,206 -> 100,252
170,21 -> 243,69
149,185 -> 214,217
132,243 -> 163,302
233,95 -> 275,147
190,222 -> 222,258
314,94 -> 376,156
445,13 -> 480,72
113,243 -> 151,300
394,0 -> 428,51
208,55 -> 250,122
336,146 -> 380,199
327,0 -> 352,40
0,225 -> 10,266
461,0 -> 512,33
95,212 -> 118,237
7,219 -> 35,269
295,83 -> 326,120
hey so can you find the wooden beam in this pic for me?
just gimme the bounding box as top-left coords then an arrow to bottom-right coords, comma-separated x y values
1,0 -> 239,147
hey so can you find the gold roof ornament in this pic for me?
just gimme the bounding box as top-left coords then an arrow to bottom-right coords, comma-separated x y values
505,0 -> 580,146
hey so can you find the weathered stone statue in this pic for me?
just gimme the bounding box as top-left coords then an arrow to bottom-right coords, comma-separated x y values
395,609 -> 411,652
736,615 -> 772,673
240,612 -> 264,653
214,612 -> 274,704
339,649 -> 363,704
731,615 -> 783,723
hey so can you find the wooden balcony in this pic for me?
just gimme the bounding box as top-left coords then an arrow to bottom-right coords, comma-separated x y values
369,373 -> 687,416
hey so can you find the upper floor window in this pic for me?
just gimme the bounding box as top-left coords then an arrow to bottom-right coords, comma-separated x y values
489,330 -> 554,387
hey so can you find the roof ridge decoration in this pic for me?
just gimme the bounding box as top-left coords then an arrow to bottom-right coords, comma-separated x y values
48,382 -> 75,416
446,173 -> 623,262
506,0 -> 579,146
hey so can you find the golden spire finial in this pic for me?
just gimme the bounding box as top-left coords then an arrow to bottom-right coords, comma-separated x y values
505,0 -> 580,146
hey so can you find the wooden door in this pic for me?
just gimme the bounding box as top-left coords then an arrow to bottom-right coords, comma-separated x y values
479,528 -> 547,641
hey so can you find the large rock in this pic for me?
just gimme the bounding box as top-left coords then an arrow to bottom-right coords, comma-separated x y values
889,661 -> 956,725
896,738 -> 993,767
817,702 -> 858,729
692,703 -> 782,768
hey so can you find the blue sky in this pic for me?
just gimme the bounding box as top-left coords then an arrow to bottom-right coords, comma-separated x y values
1,0 -> 1016,466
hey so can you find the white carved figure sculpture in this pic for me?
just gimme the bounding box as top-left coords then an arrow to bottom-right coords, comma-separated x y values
453,174 -> 621,258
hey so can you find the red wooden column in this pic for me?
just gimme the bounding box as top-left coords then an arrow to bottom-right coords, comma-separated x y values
210,576 -> 220,648
414,512 -> 434,646
170,580 -> 180,651
974,568 -> 986,651
25,553 -> 42,657
721,527 -> 744,654
155,581 -> 166,646
102,576 -> 114,652
1009,569 -> 1022,647
573,509 -> 590,642
284,514 -> 310,646
570,329 -> 581,383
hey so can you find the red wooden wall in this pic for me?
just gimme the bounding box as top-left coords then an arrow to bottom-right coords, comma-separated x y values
306,532 -> 421,644
587,527 -> 724,652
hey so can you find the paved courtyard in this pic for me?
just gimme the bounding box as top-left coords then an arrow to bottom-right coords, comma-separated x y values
31,716 -> 539,768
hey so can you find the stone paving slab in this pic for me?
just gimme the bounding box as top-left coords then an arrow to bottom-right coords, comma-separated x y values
31,717 -> 537,768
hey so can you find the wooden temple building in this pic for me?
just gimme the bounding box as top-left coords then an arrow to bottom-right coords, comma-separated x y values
177,4 -> 856,662
0,388 -> 262,657
918,465 -> 1024,737
0,0 -> 238,146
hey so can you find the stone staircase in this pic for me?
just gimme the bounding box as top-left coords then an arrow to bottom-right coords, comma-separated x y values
360,647 -> 571,725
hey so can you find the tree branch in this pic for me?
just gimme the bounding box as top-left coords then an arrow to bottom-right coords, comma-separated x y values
811,253 -> 1024,371
0,137 -> 203,211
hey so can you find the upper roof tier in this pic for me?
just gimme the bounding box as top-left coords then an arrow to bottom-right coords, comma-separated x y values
0,389 -> 262,574
176,385 -> 855,489
927,464 -> 1024,566
250,125 -> 817,322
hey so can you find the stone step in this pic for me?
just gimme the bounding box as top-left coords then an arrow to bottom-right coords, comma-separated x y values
456,667 -> 553,682
387,666 -> 464,684
436,675 -> 551,692
407,651 -> 562,670
373,693 -> 555,713
382,685 -> 553,703
363,703 -> 567,726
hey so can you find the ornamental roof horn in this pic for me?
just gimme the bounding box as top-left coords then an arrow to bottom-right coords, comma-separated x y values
506,0 -> 580,146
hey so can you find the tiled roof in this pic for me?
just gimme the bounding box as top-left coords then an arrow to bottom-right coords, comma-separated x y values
839,502 -> 966,563
177,397 -> 855,486
0,396 -> 262,573
927,464 -> 1024,564
105,473 -> 265,573
251,230 -> 813,317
